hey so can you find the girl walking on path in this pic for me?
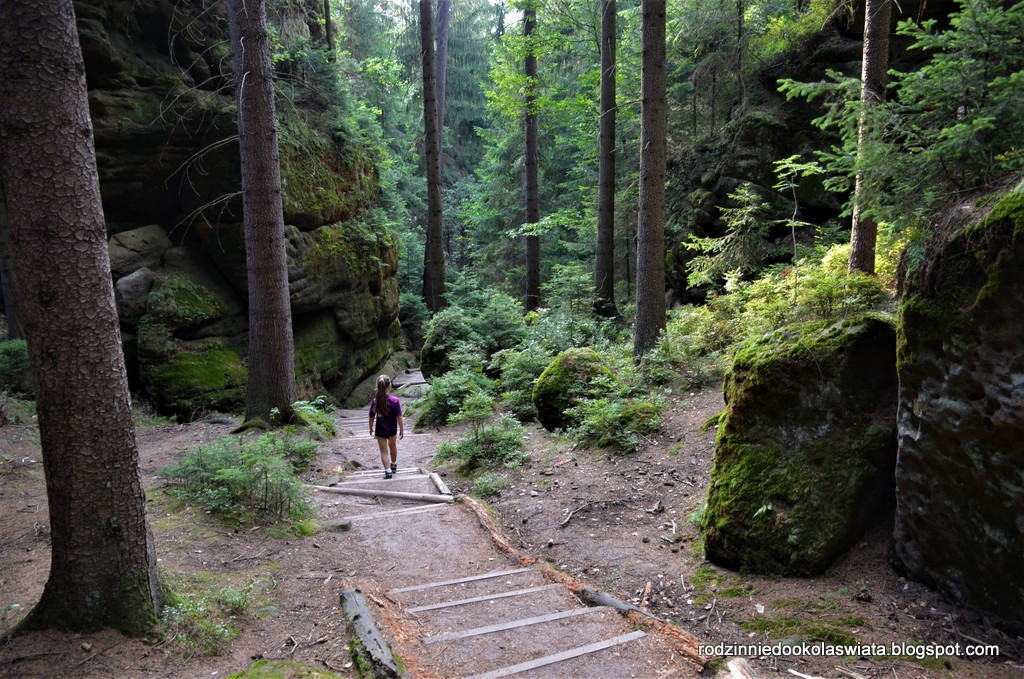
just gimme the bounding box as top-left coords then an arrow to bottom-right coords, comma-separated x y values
369,375 -> 404,478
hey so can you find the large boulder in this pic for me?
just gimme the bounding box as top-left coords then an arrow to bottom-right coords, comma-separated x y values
532,348 -> 616,432
702,313 -> 898,576
894,191 -> 1024,624
108,225 -> 172,280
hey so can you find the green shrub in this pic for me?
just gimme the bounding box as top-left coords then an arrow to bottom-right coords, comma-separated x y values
287,396 -> 337,441
473,472 -> 513,497
160,575 -> 263,656
489,348 -> 552,422
158,434 -> 315,523
414,368 -> 494,430
434,414 -> 526,470
567,396 -> 663,454
0,339 -> 32,396
419,275 -> 526,378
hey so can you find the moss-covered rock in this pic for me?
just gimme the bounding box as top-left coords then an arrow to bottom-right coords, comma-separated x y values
894,190 -> 1024,624
701,312 -> 898,576
142,345 -> 247,416
532,348 -> 617,432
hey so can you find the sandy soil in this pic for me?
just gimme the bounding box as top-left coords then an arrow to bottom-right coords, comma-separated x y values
0,384 -> 1021,678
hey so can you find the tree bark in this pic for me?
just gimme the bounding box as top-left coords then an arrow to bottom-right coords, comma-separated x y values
435,0 -> 451,141
848,0 -> 891,275
0,0 -> 162,635
634,0 -> 668,358
594,0 -> 618,318
228,0 -> 298,422
421,0 -> 446,311
524,3 -> 542,312
324,0 -> 335,58
0,196 -> 25,339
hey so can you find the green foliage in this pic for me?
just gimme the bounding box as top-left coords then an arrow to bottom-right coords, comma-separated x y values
489,348 -> 552,422
161,574 -> 267,656
435,412 -> 526,471
567,395 -> 662,455
779,0 -> 1024,232
284,396 -> 337,441
414,368 -> 495,430
0,340 -> 32,396
472,472 -> 514,497
420,273 -> 527,376
685,184 -> 784,287
158,434 -> 316,524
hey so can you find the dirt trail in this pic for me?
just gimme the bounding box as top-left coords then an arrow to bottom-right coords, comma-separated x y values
326,397 -> 704,678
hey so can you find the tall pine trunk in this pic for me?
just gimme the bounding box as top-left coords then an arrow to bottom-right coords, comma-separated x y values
435,0 -> 450,140
524,3 -> 541,312
594,0 -> 618,317
421,0 -> 446,311
229,0 -> 297,422
324,0 -> 335,58
848,0 -> 891,275
634,0 -> 668,358
0,0 -> 162,635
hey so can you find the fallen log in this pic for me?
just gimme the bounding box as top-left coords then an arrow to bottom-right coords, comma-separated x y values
309,484 -> 453,504
340,588 -> 400,678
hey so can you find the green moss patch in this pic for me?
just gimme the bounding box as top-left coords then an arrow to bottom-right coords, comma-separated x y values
227,660 -> 346,679
702,312 -> 898,575
144,347 -> 247,417
532,348 -> 617,432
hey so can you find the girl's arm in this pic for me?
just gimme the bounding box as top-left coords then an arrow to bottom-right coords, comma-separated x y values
397,413 -> 405,439
368,413 -> 375,435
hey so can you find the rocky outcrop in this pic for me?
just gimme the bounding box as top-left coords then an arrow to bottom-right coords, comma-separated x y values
702,313 -> 898,575
894,190 -> 1024,624
75,0 -> 399,415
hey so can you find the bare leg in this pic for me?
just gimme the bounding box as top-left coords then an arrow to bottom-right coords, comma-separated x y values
376,437 -> 390,470
387,437 -> 398,466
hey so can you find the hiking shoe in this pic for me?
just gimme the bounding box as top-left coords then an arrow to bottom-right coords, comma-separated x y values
391,463 -> 398,474
384,470 -> 393,479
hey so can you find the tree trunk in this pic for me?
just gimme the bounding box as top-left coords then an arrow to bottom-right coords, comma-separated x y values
0,0 -> 162,636
848,0 -> 891,275
324,0 -> 335,58
0,197 -> 25,339
594,0 -> 618,318
228,0 -> 297,422
524,3 -> 542,312
421,0 -> 446,311
634,0 -> 668,358
435,0 -> 450,143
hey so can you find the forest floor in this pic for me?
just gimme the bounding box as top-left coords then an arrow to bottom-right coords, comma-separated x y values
0,382 -> 1021,678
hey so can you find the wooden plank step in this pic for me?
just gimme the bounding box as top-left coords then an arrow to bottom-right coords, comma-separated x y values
344,504 -> 448,522
391,568 -> 533,594
406,584 -> 560,613
421,606 -> 612,644
464,630 -> 647,679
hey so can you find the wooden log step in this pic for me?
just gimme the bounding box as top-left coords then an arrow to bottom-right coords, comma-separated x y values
429,472 -> 451,496
332,474 -> 431,486
344,504 -> 448,522
406,584 -> 560,613
309,485 -> 453,504
464,630 -> 647,679
345,467 -> 421,477
391,567 -> 533,594
421,605 -> 613,644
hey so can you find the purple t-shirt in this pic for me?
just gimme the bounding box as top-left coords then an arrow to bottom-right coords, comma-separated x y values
369,394 -> 402,437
